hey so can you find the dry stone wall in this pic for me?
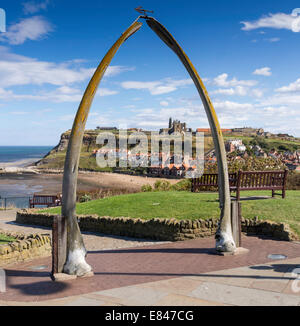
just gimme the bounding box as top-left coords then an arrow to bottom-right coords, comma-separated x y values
0,229 -> 51,266
16,209 -> 299,242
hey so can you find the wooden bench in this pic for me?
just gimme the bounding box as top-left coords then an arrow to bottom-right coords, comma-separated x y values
29,194 -> 62,208
191,170 -> 288,201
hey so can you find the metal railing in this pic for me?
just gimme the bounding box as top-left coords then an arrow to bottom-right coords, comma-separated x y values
0,196 -> 31,210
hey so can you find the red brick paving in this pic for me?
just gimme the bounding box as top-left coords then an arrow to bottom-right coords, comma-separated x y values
1,235 -> 300,302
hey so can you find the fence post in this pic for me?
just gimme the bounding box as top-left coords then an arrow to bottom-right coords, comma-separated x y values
51,215 -> 67,279
0,269 -> 5,293
231,201 -> 241,247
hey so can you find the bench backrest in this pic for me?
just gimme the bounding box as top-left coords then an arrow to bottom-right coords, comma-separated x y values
32,195 -> 59,204
237,170 -> 287,189
192,170 -> 288,190
192,173 -> 237,187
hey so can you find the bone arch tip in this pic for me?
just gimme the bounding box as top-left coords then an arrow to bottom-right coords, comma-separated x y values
123,21 -> 143,41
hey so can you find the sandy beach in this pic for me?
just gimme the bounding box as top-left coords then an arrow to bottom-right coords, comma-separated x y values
0,170 -> 178,196
0,158 -> 40,169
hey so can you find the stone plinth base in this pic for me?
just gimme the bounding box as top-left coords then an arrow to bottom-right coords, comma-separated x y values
51,271 -> 94,282
217,247 -> 249,256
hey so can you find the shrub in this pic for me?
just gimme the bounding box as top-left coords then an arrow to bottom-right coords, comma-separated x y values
141,184 -> 153,192
154,180 -> 171,191
79,194 -> 92,203
286,172 -> 300,190
76,188 -> 137,201
171,179 -> 192,191
205,156 -> 286,174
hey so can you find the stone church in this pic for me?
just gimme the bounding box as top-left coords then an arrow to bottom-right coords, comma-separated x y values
160,117 -> 192,134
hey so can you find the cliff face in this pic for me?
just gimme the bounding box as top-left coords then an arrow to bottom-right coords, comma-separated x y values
35,130 -> 100,168
53,130 -> 99,152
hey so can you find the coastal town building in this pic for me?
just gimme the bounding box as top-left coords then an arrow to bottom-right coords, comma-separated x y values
96,126 -> 117,131
160,117 -> 192,134
196,128 -> 232,134
231,127 -> 269,137
91,123 -> 300,175
225,139 -> 246,153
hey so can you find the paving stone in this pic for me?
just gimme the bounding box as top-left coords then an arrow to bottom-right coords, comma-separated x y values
64,296 -> 104,306
83,293 -> 124,306
250,279 -> 289,293
1,235 -> 300,305
153,293 -> 227,306
282,280 -> 300,296
189,281 -> 300,306
95,286 -> 169,306
133,277 -> 203,296
186,272 -> 254,288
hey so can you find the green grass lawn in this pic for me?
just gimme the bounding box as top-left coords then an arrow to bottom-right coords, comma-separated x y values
43,190 -> 300,235
0,234 -> 16,245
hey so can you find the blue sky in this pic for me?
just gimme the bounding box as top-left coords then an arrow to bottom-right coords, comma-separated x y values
0,0 -> 300,145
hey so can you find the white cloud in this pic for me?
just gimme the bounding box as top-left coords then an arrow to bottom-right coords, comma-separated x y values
0,86 -> 81,102
251,89 -> 264,98
213,100 -> 254,112
10,111 -> 29,115
122,104 -> 136,109
121,78 -> 193,95
0,85 -> 118,103
241,12 -> 300,33
260,93 -> 300,106
0,47 -> 129,102
0,46 -> 31,61
276,78 -> 300,93
213,86 -> 247,96
211,73 -> 262,98
0,16 -> 53,45
253,67 -> 272,76
0,60 -> 94,87
22,0 -> 51,14
105,66 -> 135,77
160,101 -> 169,106
212,86 -> 263,98
213,73 -> 257,88
0,87 -> 12,96
267,37 -> 280,43
97,88 -> 118,97
0,58 -> 133,88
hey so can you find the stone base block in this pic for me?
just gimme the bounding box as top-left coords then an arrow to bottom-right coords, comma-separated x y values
51,271 -> 94,282
217,247 -> 250,256
78,271 -> 94,278
51,273 -> 77,282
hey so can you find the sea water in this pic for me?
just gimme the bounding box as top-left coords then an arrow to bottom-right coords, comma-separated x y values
0,146 -> 52,163
0,146 -> 53,208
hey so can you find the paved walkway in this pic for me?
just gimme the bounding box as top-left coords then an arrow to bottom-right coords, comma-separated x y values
1,209 -> 300,306
1,234 -> 300,306
0,209 -> 168,251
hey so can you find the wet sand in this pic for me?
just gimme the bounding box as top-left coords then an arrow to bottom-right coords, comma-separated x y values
0,158 -> 40,169
0,171 -> 178,195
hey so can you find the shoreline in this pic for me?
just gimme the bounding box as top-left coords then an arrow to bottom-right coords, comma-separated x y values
0,158 -> 40,169
0,155 -> 180,197
0,170 -> 179,198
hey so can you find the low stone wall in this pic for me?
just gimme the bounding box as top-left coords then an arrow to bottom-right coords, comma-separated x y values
16,209 -> 299,242
241,217 -> 298,241
0,229 -> 51,266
